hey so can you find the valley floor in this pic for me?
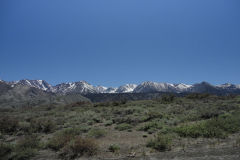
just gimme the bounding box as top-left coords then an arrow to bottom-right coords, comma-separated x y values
31,135 -> 240,160
1,94 -> 240,160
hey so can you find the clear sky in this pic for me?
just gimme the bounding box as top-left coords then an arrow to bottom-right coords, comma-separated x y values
1,0 -> 240,86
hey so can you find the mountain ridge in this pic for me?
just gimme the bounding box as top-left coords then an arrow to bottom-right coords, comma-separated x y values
2,79 -> 240,95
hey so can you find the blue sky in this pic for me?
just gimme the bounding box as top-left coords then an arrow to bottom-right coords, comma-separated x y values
1,0 -> 240,86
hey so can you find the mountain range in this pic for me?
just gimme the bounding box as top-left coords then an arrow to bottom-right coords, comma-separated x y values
2,79 -> 240,95
1,79 -> 240,108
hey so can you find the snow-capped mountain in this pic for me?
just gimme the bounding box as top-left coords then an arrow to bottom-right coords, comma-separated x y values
105,87 -> 117,93
53,82 -> 118,94
52,82 -> 76,93
216,83 -> 240,93
8,79 -> 52,91
2,79 -> 240,95
53,81 -> 97,94
133,81 -> 240,94
217,83 -> 233,88
174,83 -> 192,92
116,84 -> 137,93
133,81 -> 176,93
95,86 -> 108,93
217,83 -> 239,90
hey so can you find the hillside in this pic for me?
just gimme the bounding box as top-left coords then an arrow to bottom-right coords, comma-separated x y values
0,83 -> 89,108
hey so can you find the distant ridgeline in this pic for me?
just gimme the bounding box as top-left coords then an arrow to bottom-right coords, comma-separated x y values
0,79 -> 240,107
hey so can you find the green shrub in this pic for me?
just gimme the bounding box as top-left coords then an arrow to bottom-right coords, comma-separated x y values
88,128 -> 106,138
61,136 -> 98,158
112,99 -> 127,106
30,118 -> 56,133
156,94 -> 175,104
217,113 -> 240,133
92,116 -> 102,123
138,122 -> 161,133
199,108 -> 222,119
77,125 -> 91,133
142,111 -> 163,122
94,101 -> 111,107
0,142 -> 13,159
115,123 -> 133,131
175,122 -> 224,138
123,108 -> 135,115
65,101 -> 92,108
8,135 -> 40,160
175,112 -> 240,138
146,133 -> 172,151
112,101 -> 121,106
159,126 -> 173,134
18,121 -> 31,133
104,120 -> 113,126
108,144 -> 120,153
113,116 -> 139,125
11,148 -> 37,160
0,135 -> 40,160
16,135 -> 40,149
236,137 -> 240,147
0,116 -> 19,134
48,128 -> 79,151
48,135 -> 72,151
186,93 -> 210,99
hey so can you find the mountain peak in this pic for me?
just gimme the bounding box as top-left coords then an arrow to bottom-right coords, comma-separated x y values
9,79 -> 52,91
116,84 -> 137,93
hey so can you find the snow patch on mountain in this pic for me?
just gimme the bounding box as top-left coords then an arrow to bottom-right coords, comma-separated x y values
105,87 -> 117,93
133,81 -> 176,93
9,79 -> 52,91
95,86 -> 108,93
53,81 -> 97,94
174,83 -> 192,92
52,83 -> 75,93
217,83 -> 235,89
116,84 -> 137,93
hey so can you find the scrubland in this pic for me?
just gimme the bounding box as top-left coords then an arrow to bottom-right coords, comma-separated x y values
1,94 -> 240,160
